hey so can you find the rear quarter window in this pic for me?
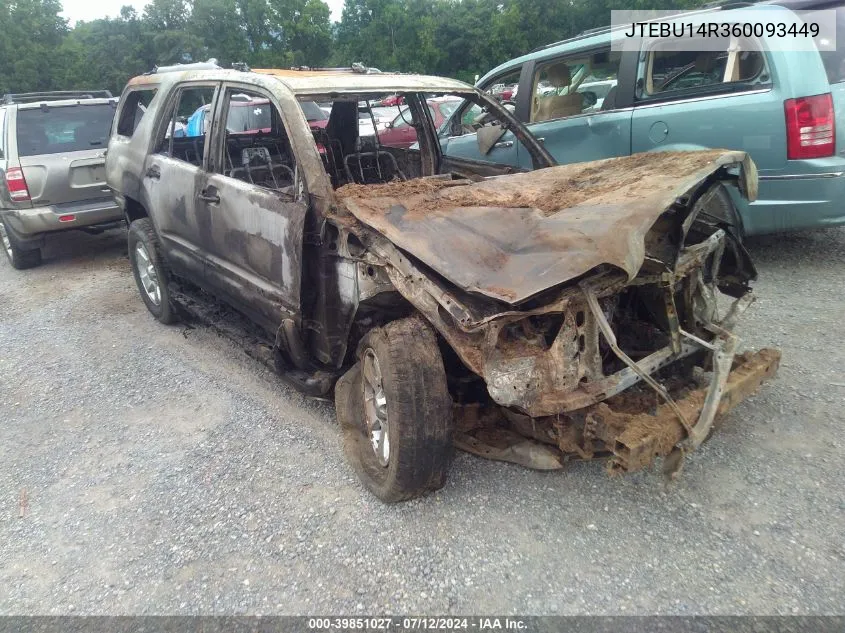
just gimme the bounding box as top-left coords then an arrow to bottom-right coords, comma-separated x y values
116,89 -> 157,138
16,103 -> 116,156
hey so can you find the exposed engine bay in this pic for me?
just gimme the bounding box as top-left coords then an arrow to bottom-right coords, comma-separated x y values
329,149 -> 780,475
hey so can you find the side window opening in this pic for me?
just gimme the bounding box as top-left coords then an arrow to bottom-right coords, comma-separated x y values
116,88 -> 157,138
450,67 -> 523,137
154,85 -> 216,167
215,88 -> 299,196
637,36 -> 770,101
530,49 -> 621,123
315,96 -> 416,187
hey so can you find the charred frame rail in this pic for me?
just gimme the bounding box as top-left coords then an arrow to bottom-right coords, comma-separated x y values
604,348 -> 781,473
453,347 -> 781,474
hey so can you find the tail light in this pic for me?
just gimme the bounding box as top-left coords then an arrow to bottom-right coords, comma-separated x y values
785,94 -> 835,160
4,167 -> 31,202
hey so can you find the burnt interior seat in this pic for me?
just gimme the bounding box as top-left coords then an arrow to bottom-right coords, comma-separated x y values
313,129 -> 344,186
226,144 -> 295,189
344,150 -> 406,185
171,137 -> 205,164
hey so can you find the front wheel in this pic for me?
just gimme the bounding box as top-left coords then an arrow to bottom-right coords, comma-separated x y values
128,218 -> 177,324
335,317 -> 455,503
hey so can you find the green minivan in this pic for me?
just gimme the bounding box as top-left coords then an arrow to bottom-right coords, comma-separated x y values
441,0 -> 845,236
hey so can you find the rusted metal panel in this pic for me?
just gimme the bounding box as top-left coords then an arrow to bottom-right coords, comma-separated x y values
201,172 -> 308,322
255,70 -> 474,95
340,150 -> 757,305
127,68 -> 474,97
453,348 -> 781,474
608,348 -> 782,473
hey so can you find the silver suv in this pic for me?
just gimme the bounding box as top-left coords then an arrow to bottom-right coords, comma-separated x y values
0,91 -> 123,269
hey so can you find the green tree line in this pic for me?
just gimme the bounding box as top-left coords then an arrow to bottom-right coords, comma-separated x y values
0,0 -> 711,96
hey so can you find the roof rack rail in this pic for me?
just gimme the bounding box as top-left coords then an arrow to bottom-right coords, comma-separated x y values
285,63 -> 383,74
146,59 -> 221,75
704,0 -> 760,8
530,27 -> 614,53
2,90 -> 113,105
529,5 -> 727,54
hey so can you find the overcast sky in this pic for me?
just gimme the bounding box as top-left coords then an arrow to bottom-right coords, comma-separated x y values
60,0 -> 346,25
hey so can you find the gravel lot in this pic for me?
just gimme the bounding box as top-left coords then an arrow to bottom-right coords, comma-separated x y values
1,226 -> 844,616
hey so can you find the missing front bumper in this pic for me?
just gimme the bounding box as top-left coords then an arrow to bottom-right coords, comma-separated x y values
454,347 -> 781,473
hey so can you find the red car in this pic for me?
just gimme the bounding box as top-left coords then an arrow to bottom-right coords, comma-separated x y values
379,94 -> 405,107
377,99 -> 462,149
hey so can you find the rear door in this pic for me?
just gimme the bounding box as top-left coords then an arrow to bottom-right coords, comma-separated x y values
141,83 -> 219,282
13,101 -> 117,208
198,85 -> 308,331
517,45 -> 632,170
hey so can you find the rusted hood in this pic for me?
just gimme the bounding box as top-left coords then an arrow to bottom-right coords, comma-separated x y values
339,150 -> 757,304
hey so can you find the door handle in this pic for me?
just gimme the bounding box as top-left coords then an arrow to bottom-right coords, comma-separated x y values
536,137 -> 545,144
493,141 -> 515,149
145,165 -> 161,180
199,189 -> 220,204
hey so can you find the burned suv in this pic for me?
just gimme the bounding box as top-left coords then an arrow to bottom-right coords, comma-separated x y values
1,91 -> 121,269
106,64 -> 779,502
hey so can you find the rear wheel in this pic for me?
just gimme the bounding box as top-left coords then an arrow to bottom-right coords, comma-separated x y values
128,218 -> 177,324
336,317 -> 455,503
0,219 -> 41,270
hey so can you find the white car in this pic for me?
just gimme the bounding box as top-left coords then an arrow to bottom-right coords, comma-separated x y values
358,104 -> 400,138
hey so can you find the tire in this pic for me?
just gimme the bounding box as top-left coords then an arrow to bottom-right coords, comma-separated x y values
0,219 -> 42,270
128,218 -> 177,324
336,317 -> 455,503
693,183 -> 744,240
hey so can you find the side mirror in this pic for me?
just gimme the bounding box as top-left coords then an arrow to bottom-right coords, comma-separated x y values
581,91 -> 598,108
385,121 -> 393,130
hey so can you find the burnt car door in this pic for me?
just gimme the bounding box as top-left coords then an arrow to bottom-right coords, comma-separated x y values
197,84 -> 308,333
142,83 -> 219,282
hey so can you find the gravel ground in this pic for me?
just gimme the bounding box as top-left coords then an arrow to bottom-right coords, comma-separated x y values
0,226 -> 843,616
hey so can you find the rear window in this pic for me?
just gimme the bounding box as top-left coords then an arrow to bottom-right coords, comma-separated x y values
16,104 -> 115,156
226,101 -> 272,133
299,100 -> 329,123
116,89 -> 156,137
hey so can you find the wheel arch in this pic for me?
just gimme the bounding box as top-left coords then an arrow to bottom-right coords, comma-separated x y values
123,196 -> 149,225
